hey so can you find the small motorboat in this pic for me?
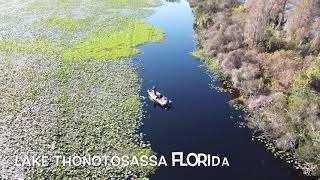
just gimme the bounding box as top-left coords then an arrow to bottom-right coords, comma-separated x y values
147,89 -> 172,107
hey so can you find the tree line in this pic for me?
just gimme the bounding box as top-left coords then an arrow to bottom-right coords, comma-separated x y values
191,0 -> 320,176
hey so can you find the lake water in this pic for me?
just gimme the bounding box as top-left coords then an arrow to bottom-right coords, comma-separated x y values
136,1 -> 316,179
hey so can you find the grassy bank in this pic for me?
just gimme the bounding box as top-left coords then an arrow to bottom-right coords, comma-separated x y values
0,0 -> 164,179
190,0 -> 320,176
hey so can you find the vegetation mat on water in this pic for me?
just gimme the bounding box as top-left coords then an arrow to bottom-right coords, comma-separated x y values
0,0 -> 164,179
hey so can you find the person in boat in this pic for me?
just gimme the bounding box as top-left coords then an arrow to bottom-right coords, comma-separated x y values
152,86 -> 157,95
152,86 -> 160,98
152,86 -> 163,99
155,93 -> 162,99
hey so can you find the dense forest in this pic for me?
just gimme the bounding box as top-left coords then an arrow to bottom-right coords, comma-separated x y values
190,0 -> 320,176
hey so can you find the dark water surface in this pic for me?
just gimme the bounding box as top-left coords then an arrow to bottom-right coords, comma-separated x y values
136,1 -> 316,179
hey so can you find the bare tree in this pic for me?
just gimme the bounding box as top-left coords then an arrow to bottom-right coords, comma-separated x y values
244,0 -> 288,47
287,0 -> 320,45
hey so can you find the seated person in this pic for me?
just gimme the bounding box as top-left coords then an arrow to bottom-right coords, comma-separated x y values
157,94 -> 163,99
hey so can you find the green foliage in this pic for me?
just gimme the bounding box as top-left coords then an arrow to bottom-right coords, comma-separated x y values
291,93 -> 320,175
252,63 -> 320,175
99,0 -> 161,9
1,20 -> 165,61
64,20 -> 165,61
124,95 -> 141,117
27,0 -> 159,13
231,4 -> 247,19
259,28 -> 287,52
194,14 -> 212,29
41,17 -> 93,32
192,50 -> 221,72
132,147 -> 157,176
54,0 -> 81,9
0,39 -> 61,54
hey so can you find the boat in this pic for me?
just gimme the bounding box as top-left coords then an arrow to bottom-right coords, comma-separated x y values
147,89 -> 172,106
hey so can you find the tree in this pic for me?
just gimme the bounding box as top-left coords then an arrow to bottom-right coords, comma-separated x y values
287,0 -> 320,45
276,0 -> 288,28
244,0 -> 289,48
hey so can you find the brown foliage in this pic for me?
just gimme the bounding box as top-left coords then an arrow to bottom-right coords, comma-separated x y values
192,0 -> 320,176
220,49 -> 264,95
198,11 -> 244,57
261,51 -> 305,93
190,0 -> 239,15
244,0 -> 289,48
287,0 -> 320,45
311,20 -> 320,53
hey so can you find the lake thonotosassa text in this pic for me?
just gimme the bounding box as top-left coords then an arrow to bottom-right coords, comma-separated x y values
14,152 -> 230,168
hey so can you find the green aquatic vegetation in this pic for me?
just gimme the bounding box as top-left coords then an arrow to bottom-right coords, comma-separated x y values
252,136 -> 296,164
132,147 -> 157,175
95,17 -> 141,33
34,17 -> 98,45
57,0 -> 81,7
1,19 -> 165,62
0,39 -> 61,54
26,0 -> 159,16
1,0 -> 164,178
95,0 -> 160,9
39,17 -> 93,32
42,59 -> 153,178
87,5 -> 155,23
64,20 -> 165,61
25,0 -> 81,13
58,60 -> 72,82
192,50 -> 221,73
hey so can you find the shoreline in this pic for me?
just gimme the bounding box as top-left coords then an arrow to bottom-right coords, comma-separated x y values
190,0 -> 320,177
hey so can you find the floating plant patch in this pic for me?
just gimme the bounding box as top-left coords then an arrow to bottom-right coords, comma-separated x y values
64,20 -> 165,61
